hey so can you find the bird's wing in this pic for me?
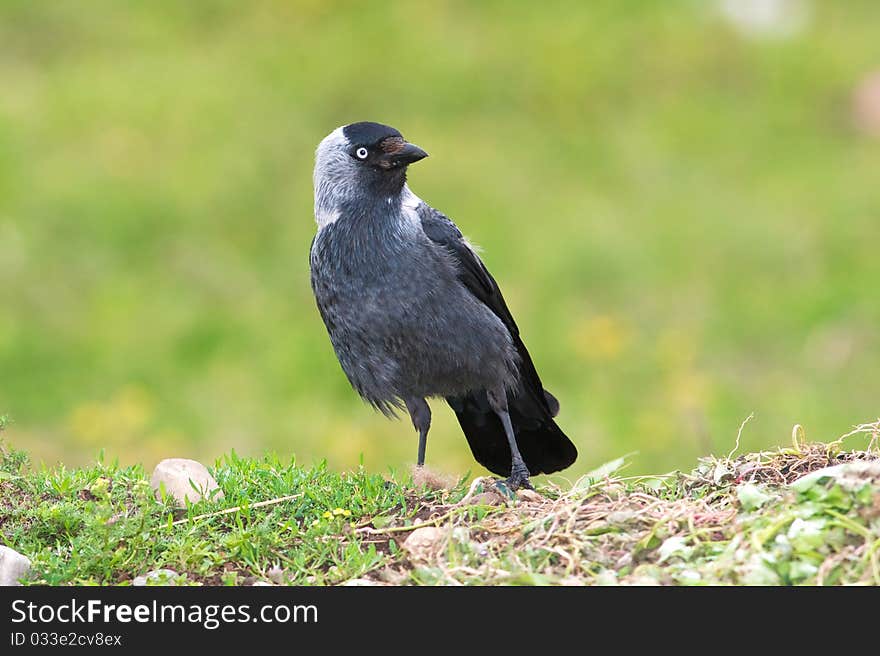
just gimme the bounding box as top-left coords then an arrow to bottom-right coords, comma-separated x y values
416,203 -> 558,416
416,202 -> 574,474
416,204 -> 519,335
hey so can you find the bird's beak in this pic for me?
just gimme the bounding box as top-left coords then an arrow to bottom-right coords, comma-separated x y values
383,142 -> 429,168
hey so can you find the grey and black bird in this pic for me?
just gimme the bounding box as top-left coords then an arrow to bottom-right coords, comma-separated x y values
309,121 -> 577,489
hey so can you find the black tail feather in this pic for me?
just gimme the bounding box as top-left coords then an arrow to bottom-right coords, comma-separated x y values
446,386 -> 577,477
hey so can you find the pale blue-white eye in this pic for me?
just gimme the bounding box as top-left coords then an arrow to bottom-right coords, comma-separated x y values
356,147 -> 369,160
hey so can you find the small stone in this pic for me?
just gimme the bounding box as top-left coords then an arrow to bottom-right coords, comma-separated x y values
516,489 -> 545,503
150,458 -> 223,506
0,546 -> 31,586
469,491 -> 505,506
132,568 -> 180,586
266,566 -> 286,584
402,526 -> 444,562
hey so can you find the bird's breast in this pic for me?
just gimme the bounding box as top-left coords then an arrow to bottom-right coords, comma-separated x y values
310,220 -> 517,399
313,215 -> 450,289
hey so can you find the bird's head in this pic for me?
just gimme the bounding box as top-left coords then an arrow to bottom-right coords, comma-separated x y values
314,122 -> 428,225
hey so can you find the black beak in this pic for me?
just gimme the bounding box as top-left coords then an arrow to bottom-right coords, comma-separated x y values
386,142 -> 429,167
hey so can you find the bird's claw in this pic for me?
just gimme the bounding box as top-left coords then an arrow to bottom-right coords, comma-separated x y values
507,475 -> 534,491
498,462 -> 533,494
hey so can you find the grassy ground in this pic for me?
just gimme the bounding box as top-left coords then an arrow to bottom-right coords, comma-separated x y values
2,2 -> 879,477
2,419 -> 878,586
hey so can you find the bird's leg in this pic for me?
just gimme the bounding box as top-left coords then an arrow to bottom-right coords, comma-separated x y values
404,397 -> 431,467
487,388 -> 532,491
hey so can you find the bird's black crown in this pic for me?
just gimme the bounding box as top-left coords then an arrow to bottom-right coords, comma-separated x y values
343,122 -> 402,147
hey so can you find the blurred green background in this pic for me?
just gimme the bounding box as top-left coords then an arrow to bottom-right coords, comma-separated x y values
1,0 -> 878,480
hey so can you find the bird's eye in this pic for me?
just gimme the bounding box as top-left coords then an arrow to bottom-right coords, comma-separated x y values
355,147 -> 369,160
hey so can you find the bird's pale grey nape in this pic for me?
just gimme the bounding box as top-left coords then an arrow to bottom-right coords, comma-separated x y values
313,127 -> 354,228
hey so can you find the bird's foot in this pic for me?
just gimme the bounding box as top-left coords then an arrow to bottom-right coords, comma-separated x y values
497,461 -> 533,494
505,474 -> 534,491
494,477 -> 533,499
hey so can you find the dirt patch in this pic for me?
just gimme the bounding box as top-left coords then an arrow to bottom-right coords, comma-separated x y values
349,433 -> 880,585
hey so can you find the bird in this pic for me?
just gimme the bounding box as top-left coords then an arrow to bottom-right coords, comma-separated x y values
309,121 -> 577,490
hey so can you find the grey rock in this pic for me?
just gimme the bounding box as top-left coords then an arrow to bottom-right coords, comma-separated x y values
0,546 -> 31,586
150,458 -> 223,506
132,568 -> 180,586
266,566 -> 286,584
402,526 -> 444,563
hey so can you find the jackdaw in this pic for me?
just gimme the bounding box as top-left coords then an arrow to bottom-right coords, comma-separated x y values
309,121 -> 577,489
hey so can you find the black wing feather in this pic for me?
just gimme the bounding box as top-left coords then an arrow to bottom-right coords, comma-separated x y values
417,205 -> 577,476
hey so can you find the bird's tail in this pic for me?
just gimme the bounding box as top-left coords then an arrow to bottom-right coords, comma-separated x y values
446,381 -> 577,477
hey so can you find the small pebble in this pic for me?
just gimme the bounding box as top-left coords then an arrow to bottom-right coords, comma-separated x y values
0,546 -> 31,586
402,526 -> 444,562
132,568 -> 180,586
150,458 -> 223,506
